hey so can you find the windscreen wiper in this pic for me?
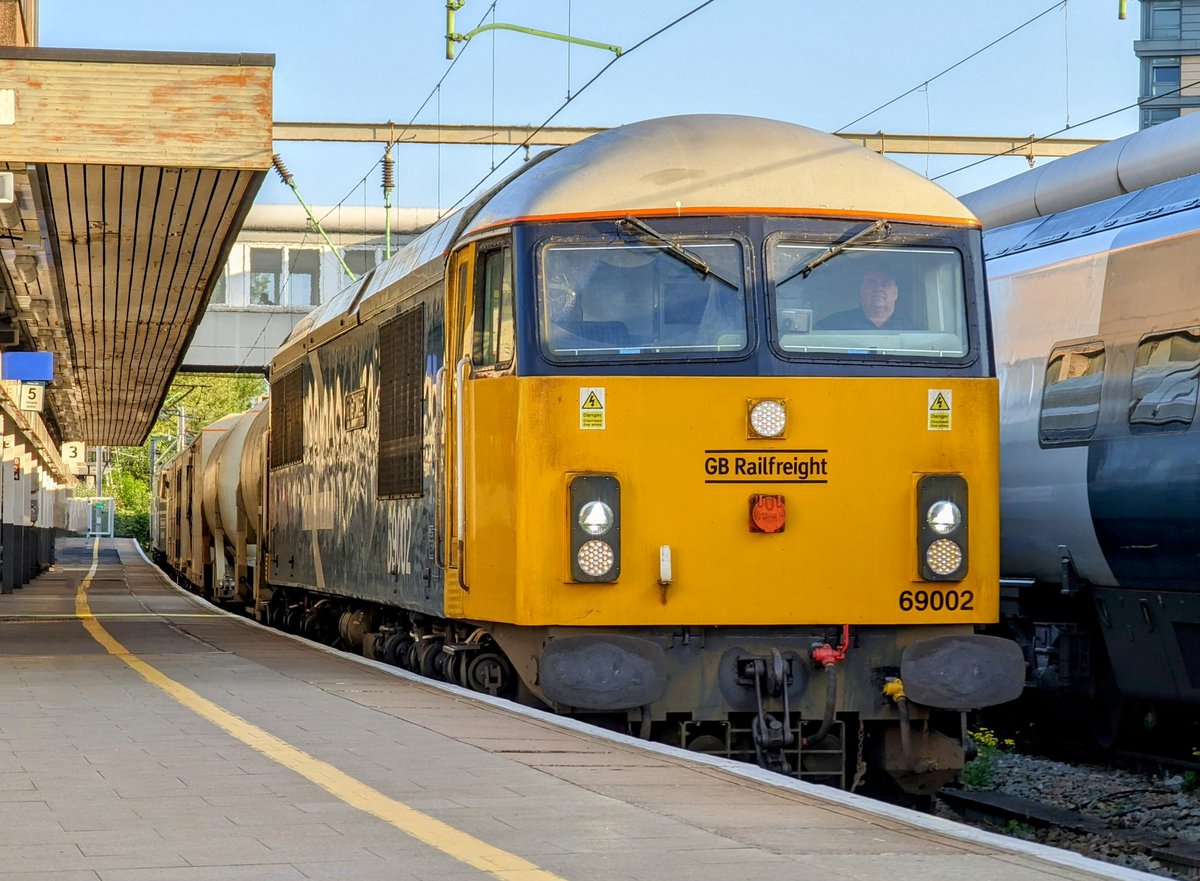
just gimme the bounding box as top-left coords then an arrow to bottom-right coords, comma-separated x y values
616,215 -> 739,290
777,219 -> 892,288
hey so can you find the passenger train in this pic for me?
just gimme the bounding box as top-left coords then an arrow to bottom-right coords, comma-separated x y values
980,169 -> 1200,746
154,114 -> 1023,797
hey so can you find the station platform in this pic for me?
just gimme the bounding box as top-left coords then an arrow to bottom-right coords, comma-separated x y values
0,537 -> 1157,881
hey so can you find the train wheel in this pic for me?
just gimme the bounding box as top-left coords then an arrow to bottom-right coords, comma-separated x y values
466,652 -> 515,697
404,641 -> 421,672
283,604 -> 304,634
417,640 -> 445,680
446,652 -> 468,688
379,632 -> 413,667
302,604 -> 338,645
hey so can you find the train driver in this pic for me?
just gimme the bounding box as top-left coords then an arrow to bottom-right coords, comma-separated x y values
816,268 -> 913,331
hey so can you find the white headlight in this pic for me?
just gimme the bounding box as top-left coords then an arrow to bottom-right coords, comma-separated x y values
926,500 -> 961,535
578,500 -> 614,536
925,538 -> 963,576
749,399 -> 786,438
577,540 -> 615,577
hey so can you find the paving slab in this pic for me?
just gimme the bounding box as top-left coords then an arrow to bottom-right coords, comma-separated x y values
0,538 -> 1163,881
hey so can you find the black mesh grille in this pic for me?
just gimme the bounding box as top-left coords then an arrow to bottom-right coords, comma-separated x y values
270,368 -> 304,469
378,304 -> 425,498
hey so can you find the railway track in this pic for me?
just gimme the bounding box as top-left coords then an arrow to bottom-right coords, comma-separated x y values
938,765 -> 1200,879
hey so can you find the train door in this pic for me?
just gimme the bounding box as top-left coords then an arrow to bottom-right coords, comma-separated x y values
443,243 -> 475,599
443,237 -> 517,608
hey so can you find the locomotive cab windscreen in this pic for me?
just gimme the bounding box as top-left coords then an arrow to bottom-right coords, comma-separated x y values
540,235 -> 749,360
770,242 -> 969,360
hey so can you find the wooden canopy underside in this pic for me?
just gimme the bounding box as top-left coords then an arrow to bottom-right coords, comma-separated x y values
0,48 -> 273,446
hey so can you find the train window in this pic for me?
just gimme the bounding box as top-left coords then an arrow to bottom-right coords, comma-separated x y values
473,246 -> 514,370
768,243 -> 967,359
540,240 -> 747,360
269,368 -> 304,469
1039,342 -> 1105,446
378,303 -> 425,498
1129,328 -> 1200,430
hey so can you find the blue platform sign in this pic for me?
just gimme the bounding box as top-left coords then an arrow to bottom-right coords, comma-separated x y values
2,351 -> 54,382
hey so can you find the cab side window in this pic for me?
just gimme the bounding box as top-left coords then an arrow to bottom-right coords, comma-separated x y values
473,245 -> 514,370
1130,327 -> 1200,430
1040,341 -> 1105,446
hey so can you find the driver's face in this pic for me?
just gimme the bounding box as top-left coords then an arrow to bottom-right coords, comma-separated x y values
859,270 -> 898,326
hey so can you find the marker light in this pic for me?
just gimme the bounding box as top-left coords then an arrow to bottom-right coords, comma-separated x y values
748,399 -> 787,438
917,474 -> 968,582
578,500 -> 614,536
577,540 -> 615,577
569,475 -> 621,583
925,539 -> 963,576
926,500 -> 961,535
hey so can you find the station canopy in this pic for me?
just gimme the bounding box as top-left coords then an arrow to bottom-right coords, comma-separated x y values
0,47 -> 274,446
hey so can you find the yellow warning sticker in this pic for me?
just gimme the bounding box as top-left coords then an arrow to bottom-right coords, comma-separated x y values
928,389 -> 952,431
580,387 -> 606,430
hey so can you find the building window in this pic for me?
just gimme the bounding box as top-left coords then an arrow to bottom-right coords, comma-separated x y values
250,247 -> 282,305
473,245 -> 514,370
288,249 -> 321,306
1148,0 -> 1182,38
1130,328 -> 1200,429
210,268 -> 227,305
1147,56 -> 1181,97
1143,106 -> 1182,127
344,249 -> 378,280
377,304 -> 425,498
1040,341 -> 1106,446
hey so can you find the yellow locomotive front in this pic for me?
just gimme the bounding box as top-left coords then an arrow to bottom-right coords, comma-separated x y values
442,116 -> 1022,795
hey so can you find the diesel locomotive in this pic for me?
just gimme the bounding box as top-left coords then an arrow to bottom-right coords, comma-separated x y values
155,114 -> 1023,797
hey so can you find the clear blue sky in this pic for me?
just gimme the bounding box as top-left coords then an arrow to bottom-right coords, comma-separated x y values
39,1 -> 1139,215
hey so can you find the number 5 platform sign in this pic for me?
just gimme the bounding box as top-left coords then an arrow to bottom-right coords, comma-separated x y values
19,381 -> 44,413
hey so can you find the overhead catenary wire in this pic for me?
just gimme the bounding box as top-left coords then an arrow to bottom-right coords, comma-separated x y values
929,75 -> 1200,183
313,1 -> 500,229
437,0 -> 721,220
835,0 -> 1067,134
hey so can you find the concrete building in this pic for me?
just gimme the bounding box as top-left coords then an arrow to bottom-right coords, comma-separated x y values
183,204 -> 437,371
1136,0 -> 1200,127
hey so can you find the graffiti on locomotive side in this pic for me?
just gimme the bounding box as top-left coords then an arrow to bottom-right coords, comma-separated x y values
703,449 -> 829,484
386,502 -> 417,577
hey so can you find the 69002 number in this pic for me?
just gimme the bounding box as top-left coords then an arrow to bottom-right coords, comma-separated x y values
898,588 -> 974,612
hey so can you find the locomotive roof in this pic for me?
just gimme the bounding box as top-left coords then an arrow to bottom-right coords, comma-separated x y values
271,114 -> 977,375
983,170 -> 1200,260
463,114 -> 978,233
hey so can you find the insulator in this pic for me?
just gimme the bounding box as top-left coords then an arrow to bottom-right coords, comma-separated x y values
271,153 -> 293,184
382,148 -> 395,191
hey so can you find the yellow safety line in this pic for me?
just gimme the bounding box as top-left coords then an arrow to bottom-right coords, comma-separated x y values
4,613 -> 224,620
75,538 -> 568,881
